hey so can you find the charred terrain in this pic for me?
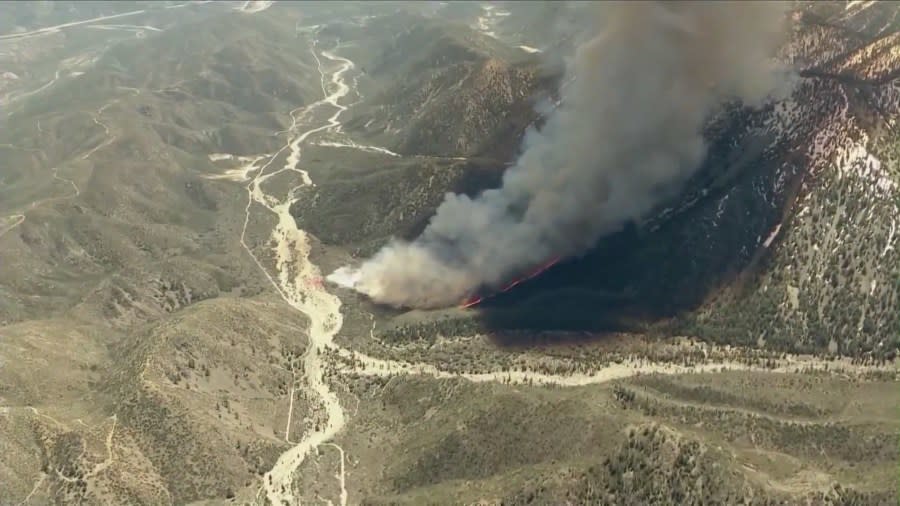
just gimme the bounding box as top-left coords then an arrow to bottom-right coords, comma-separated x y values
0,1 -> 898,505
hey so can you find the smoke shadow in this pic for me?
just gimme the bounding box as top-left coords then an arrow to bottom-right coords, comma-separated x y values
359,106 -> 810,347
470,122 -> 806,341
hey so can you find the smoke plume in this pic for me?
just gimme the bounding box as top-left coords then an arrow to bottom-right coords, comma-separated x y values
329,1 -> 790,308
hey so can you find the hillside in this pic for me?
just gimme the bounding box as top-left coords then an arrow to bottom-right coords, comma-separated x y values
681,1 -> 900,360
332,13 -> 554,159
336,2 -> 900,363
0,4 -> 331,504
0,2 -> 897,505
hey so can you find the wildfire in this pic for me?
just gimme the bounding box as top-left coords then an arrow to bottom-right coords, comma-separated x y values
460,256 -> 562,308
304,276 -> 325,289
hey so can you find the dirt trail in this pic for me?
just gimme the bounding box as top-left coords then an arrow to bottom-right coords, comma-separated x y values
0,214 -> 25,239
0,11 -> 146,41
337,345 -> 897,387
0,2 -> 214,42
17,473 -> 46,506
0,168 -> 80,242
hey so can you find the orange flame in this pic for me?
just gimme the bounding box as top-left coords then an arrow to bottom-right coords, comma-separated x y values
459,256 -> 562,308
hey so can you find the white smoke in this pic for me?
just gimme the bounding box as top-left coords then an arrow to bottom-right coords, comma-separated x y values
329,1 -> 791,308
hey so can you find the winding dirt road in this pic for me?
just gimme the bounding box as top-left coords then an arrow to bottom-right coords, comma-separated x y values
0,168 -> 80,242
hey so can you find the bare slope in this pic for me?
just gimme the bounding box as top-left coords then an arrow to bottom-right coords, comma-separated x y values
0,5 -> 329,504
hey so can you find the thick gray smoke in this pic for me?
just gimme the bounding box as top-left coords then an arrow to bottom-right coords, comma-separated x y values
329,1 -> 790,308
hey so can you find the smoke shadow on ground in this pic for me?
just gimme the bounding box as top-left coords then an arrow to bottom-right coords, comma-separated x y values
469,127 -> 807,340
359,115 -> 808,346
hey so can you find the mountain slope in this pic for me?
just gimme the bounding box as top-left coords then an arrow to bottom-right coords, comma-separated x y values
681,2 -> 900,360
0,5 -> 331,504
338,2 -> 900,364
0,2 -> 897,505
334,14 -> 556,159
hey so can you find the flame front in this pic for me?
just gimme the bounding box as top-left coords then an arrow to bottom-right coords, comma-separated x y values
459,256 -> 562,308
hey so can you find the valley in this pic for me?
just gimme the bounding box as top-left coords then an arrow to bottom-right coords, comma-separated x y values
0,2 -> 897,505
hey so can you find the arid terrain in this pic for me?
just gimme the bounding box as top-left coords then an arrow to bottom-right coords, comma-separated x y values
0,1 -> 898,505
